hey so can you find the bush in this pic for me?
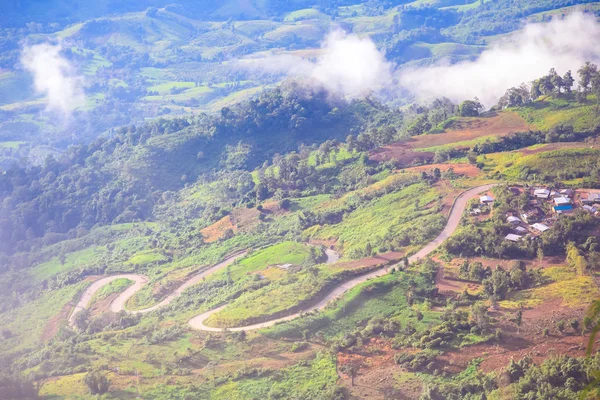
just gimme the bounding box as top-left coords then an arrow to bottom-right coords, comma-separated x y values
84,370 -> 110,395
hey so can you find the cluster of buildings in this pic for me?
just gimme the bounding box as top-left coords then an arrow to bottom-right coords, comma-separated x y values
475,187 -> 600,243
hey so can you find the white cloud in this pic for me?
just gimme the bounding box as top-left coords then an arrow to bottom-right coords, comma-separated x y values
398,12 -> 600,107
21,42 -> 85,116
238,30 -> 393,98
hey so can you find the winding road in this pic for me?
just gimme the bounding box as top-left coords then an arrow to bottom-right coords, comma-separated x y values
69,184 -> 496,332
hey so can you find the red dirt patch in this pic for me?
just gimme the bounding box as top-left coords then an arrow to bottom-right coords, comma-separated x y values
438,297 -> 591,375
200,216 -> 237,243
410,111 -> 531,149
335,251 -> 404,270
337,339 -> 422,399
41,302 -> 73,342
369,145 -> 434,167
369,111 -> 530,167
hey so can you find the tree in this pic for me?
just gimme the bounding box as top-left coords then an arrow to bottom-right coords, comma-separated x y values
84,370 -> 110,395
341,361 -> 362,386
536,247 -> 544,267
578,62 -> 598,92
72,309 -> 89,332
549,68 -> 563,93
515,309 -> 523,334
459,99 -> 483,117
563,70 -> 575,93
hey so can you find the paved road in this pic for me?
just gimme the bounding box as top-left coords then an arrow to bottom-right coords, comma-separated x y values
69,184 -> 495,331
187,183 -> 497,332
68,252 -> 246,327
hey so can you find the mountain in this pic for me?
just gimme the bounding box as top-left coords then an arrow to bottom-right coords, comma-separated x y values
2,1 -> 600,399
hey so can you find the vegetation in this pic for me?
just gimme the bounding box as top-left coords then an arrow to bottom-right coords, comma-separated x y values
3,2 -> 600,398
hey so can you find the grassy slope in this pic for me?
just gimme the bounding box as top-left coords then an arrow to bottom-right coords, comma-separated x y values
513,95 -> 600,132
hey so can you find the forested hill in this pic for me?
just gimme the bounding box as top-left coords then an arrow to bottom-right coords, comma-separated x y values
0,83 -> 401,256
2,0 -> 599,169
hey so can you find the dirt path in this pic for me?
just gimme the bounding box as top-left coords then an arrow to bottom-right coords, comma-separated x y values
188,183 -> 498,332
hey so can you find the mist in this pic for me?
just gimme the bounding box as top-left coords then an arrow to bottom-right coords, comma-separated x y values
238,30 -> 393,98
399,12 -> 600,106
21,42 -> 85,117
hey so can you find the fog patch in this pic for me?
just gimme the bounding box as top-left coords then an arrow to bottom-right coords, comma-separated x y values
21,42 -> 85,117
398,12 -> 600,106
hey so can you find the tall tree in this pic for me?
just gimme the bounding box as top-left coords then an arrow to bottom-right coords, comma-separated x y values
578,62 -> 598,92
562,70 -> 575,93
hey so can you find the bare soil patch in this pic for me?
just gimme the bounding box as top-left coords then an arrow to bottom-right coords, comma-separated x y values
200,216 -> 237,243
369,112 -> 530,167
402,163 -> 481,178
335,251 -> 403,270
337,339 -> 422,400
41,302 -> 73,342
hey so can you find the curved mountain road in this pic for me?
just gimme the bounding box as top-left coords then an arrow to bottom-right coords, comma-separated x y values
188,183 -> 497,332
69,184 -> 495,332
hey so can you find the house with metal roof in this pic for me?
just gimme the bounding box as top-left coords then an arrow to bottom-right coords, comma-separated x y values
531,223 -> 550,232
480,195 -> 494,204
505,234 -> 522,242
553,204 -> 574,214
507,216 -> 522,224
554,197 -> 572,206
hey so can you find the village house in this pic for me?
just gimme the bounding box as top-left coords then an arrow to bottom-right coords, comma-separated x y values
533,188 -> 550,199
507,216 -> 522,225
553,204 -> 574,214
531,223 -> 550,233
521,207 -> 542,223
514,226 -> 528,234
554,196 -> 572,206
560,188 -> 575,198
505,234 -> 522,242
582,193 -> 600,204
480,195 -> 494,205
583,204 -> 597,213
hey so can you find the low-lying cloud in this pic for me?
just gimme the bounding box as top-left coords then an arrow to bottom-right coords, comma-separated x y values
239,30 -> 393,98
399,12 -> 600,106
21,42 -> 84,116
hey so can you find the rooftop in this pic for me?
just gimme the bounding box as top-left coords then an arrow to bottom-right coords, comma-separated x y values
505,234 -> 522,242
531,223 -> 550,232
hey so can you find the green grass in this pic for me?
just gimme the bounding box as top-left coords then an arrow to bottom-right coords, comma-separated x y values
513,95 -> 600,132
210,352 -> 338,399
210,241 -> 315,281
487,147 -> 600,181
308,182 -> 445,257
500,266 -> 597,309
144,85 -> 213,102
284,8 -> 331,22
91,278 -> 133,304
29,246 -> 107,283
0,141 -> 25,148
0,282 -> 88,354
148,81 -> 196,94
126,250 -> 169,266
263,271 -> 439,340
139,67 -> 170,79
415,134 -> 500,153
